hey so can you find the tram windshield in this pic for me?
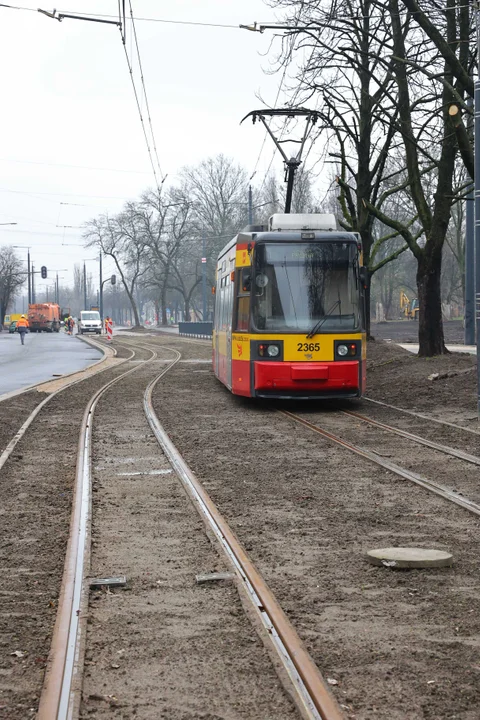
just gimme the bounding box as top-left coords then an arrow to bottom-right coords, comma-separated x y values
252,242 -> 361,333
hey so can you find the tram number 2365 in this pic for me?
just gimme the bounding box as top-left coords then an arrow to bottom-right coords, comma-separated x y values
297,342 -> 320,352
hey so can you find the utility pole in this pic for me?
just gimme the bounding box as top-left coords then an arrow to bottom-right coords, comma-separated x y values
465,97 -> 475,345
475,1 -> 480,418
27,249 -> 31,305
99,252 -> 103,322
466,183 -> 475,345
202,236 -> 207,320
248,185 -> 253,225
31,264 -> 36,303
83,262 -> 87,310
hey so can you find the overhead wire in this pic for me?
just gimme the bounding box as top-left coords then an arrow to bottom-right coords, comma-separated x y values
0,3 -> 476,22
120,35 -> 163,193
119,1 -> 165,193
128,0 -> 164,182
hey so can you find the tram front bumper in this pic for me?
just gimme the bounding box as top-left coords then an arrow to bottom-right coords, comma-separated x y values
254,360 -> 361,397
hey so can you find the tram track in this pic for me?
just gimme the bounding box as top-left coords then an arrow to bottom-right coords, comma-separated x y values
0,344 -> 134,474
0,343 -> 154,720
37,343 -> 158,719
143,348 -> 342,720
151,356 -> 480,719
4,333 -> 479,719
280,409 -> 480,519
34,335 -> 343,720
364,396 -> 480,436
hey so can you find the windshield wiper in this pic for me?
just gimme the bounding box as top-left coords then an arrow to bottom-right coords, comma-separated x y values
306,300 -> 341,339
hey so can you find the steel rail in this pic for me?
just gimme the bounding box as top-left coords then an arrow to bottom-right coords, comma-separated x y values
143,348 -> 344,720
37,345 -> 158,720
0,347 -> 135,474
364,397 -> 480,436
281,411 -> 480,519
342,409 -> 480,466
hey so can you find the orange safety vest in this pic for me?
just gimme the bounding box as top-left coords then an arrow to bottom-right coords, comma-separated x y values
17,318 -> 29,329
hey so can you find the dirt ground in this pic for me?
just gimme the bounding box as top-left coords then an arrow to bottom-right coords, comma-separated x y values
366,339 -> 478,428
149,334 -> 480,720
1,332 -> 479,719
0,349 -> 154,720
372,319 -> 466,344
81,351 -> 298,719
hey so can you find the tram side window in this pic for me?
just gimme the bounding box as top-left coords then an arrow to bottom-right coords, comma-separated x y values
235,268 -> 251,331
214,274 -> 221,331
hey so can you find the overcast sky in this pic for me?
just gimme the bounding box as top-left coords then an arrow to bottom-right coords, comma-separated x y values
0,0 -> 298,295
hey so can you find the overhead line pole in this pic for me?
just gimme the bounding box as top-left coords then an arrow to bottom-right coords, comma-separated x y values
202,236 -> 207,320
83,262 -> 87,310
475,1 -> 480,419
99,253 -> 103,323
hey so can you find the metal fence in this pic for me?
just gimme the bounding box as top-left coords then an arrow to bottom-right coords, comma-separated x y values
178,321 -> 213,339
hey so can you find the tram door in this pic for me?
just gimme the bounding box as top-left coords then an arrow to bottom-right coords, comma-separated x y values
226,275 -> 234,388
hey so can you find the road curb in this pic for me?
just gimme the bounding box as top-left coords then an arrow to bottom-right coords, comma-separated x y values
0,335 -> 113,403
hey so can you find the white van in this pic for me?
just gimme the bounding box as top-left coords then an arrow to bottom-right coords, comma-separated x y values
78,310 -> 102,335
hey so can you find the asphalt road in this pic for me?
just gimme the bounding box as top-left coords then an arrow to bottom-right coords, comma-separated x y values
0,331 -> 102,396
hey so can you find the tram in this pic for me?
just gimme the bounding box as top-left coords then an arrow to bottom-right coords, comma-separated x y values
212,213 -> 366,399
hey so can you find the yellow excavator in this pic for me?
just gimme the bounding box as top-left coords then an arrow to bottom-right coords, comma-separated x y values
400,291 -> 419,320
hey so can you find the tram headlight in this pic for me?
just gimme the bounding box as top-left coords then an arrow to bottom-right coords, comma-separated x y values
335,341 -> 359,358
258,343 -> 281,358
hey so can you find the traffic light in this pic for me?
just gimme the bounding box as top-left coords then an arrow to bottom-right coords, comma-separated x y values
111,274 -> 116,285
41,266 -> 47,279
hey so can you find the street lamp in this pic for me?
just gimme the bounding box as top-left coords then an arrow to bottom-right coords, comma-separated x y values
12,243 -> 31,305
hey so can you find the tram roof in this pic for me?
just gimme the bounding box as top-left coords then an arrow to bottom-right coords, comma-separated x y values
217,230 -> 360,262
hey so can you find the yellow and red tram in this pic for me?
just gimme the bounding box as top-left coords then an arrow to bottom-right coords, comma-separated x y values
213,214 -> 366,399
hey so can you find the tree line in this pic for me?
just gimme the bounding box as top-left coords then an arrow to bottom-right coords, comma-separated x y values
1,0 -> 474,353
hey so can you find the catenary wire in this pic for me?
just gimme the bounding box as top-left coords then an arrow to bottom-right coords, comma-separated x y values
0,3 -> 476,22
120,29 -> 163,193
128,0 -> 164,182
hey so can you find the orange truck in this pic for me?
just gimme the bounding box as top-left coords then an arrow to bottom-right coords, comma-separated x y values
28,303 -> 61,333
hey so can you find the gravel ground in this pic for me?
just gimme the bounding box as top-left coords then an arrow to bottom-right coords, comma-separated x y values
81,353 -> 298,719
0,350 -> 154,719
151,340 -> 480,720
0,392 -> 44,455
2,333 -> 479,719
366,340 -> 478,429
372,320 -> 465,344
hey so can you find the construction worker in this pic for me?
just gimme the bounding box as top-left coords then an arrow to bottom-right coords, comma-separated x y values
16,314 -> 29,345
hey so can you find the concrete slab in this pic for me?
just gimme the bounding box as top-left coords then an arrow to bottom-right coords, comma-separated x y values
398,343 -> 476,355
0,332 -> 102,396
366,547 -> 453,569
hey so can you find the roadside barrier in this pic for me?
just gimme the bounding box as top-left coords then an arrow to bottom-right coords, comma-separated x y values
178,321 -> 212,339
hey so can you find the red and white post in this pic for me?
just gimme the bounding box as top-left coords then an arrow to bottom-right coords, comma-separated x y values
106,318 -> 113,342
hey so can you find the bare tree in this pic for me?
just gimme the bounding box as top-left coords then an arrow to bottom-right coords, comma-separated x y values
83,209 -> 147,327
0,246 -> 25,329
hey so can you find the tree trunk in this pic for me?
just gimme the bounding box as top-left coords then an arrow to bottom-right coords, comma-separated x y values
160,285 -> 168,325
417,256 -> 448,356
365,271 -> 372,339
